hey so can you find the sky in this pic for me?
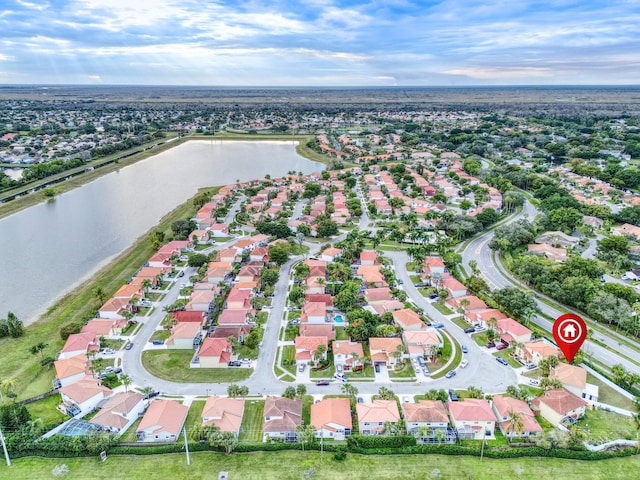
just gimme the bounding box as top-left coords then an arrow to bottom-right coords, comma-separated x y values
1,0 -> 639,86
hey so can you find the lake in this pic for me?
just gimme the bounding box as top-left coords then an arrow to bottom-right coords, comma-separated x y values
0,140 -> 323,324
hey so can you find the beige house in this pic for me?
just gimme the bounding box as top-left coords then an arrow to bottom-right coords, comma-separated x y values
516,340 -> 560,366
357,400 -> 401,436
202,396 -> 245,437
447,399 -> 497,440
311,397 -> 352,440
165,322 -> 201,349
491,395 -> 542,438
89,392 -> 145,434
332,340 -> 364,372
263,396 -> 302,442
531,388 -> 589,427
369,337 -> 404,368
549,363 -> 599,403
136,400 -> 188,443
403,330 -> 442,360
403,400 -> 449,441
495,318 -> 532,346
197,338 -> 232,368
392,308 -> 427,331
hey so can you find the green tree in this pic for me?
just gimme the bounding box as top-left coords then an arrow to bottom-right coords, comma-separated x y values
377,386 -> 395,400
296,384 -> 307,398
505,408 -> 524,440
187,253 -> 208,267
296,424 -> 317,451
30,342 -> 49,361
282,386 -> 297,399
120,374 -> 132,393
268,243 -> 290,266
211,430 -> 238,455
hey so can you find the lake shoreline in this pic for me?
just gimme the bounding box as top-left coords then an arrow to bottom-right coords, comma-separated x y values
0,134 -> 333,221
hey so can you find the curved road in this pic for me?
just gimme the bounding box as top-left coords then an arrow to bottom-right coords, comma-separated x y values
459,200 -> 640,377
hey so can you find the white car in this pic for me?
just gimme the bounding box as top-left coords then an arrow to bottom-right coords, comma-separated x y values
459,358 -> 469,369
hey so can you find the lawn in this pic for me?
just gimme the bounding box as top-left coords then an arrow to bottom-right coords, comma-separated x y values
347,364 -> 375,381
185,400 -> 206,431
492,348 -> 521,368
24,393 -> 67,429
284,324 -> 300,341
450,315 -> 471,331
288,310 -> 301,320
141,350 -> 252,383
335,327 -> 348,341
0,187 -> 217,400
7,449 -> 637,480
432,302 -> 453,315
430,330 -> 461,379
238,399 -> 265,443
579,409 -> 637,443
586,373 -> 637,411
118,417 -> 142,442
302,394 -> 314,425
149,329 -> 171,343
281,345 -> 297,375
388,362 -> 416,380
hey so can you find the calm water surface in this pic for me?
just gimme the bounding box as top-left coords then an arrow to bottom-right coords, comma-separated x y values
0,140 -> 323,323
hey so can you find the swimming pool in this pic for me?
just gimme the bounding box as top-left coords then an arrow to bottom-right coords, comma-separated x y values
334,315 -> 344,323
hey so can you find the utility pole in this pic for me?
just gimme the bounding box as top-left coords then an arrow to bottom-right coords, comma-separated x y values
0,427 -> 11,467
183,426 -> 190,465
480,435 -> 486,462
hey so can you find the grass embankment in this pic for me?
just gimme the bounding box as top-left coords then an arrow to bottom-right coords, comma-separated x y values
0,187 -> 219,400
0,133 -> 182,220
141,350 -> 252,383
3,451 -> 640,480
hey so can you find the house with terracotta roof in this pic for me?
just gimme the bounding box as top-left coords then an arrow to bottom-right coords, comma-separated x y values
294,336 -> 328,366
491,395 -> 542,438
469,308 -> 507,328
81,318 -> 126,337
59,375 -> 112,417
446,295 -> 487,313
166,322 -> 202,349
226,288 -> 252,310
422,257 -> 446,277
90,392 -> 145,434
304,259 -> 328,277
311,397 -> 352,440
321,247 -> 343,262
54,354 -> 91,388
364,287 -> 393,305
549,363 -> 599,403
202,396 -> 245,437
218,248 -> 239,264
98,297 -> 132,320
392,308 -> 427,331
209,223 -> 229,237
446,398 -> 497,440
403,330 -> 443,360
187,289 -> 217,312
59,332 -> 100,360
306,276 -> 327,294
205,261 -> 233,283
441,274 -> 467,298
197,338 -> 232,368
516,340 -> 560,366
357,265 -> 388,288
217,308 -> 253,326
360,250 -> 378,266
158,241 -> 192,256
299,323 -> 336,340
496,318 -> 532,346
301,301 -> 327,324
531,388 -> 589,427
304,294 -> 334,307
136,399 -> 189,442
147,251 -> 173,268
172,310 -> 206,326
332,340 -> 364,372
263,396 -> 302,442
113,284 -> 144,301
369,337 -> 404,368
403,400 -> 450,441
356,400 -> 401,436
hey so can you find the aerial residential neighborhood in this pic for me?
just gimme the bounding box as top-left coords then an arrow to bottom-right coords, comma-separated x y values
2,88 -> 640,478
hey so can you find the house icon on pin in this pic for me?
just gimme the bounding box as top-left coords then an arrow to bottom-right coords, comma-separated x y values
563,323 -> 577,339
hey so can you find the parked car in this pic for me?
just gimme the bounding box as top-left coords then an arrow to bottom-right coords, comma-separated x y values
529,379 -> 540,386
374,364 -> 381,373
495,342 -> 508,351
333,373 -> 348,382
448,389 -> 459,401
125,342 -> 133,350
445,370 -> 456,379
240,358 -> 251,364
152,340 -> 164,345
357,397 -> 364,403
403,396 -> 410,403
298,363 -> 306,372
434,322 -> 445,329
316,380 -> 330,386
423,368 -> 430,376
101,348 -> 115,355
178,270 -> 185,277
429,294 -> 438,300
485,342 -> 495,349
461,345 -> 468,353
113,367 -> 123,374
496,357 -> 509,366
227,360 -> 242,367
463,327 -> 475,334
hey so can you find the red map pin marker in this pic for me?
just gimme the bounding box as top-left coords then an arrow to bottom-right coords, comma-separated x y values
552,313 -> 588,363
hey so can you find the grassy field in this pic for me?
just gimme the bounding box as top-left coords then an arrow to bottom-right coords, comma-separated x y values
2,451 -> 640,480
141,350 -> 252,383
432,302 -> 453,315
238,399 -> 265,443
0,187 -> 220,400
586,373 -> 636,411
492,348 -> 521,368
579,409 -> 637,443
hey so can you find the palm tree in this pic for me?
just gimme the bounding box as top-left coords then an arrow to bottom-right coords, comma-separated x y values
296,424 -> 316,451
120,374 -> 132,393
505,408 -> 524,441
313,344 -> 327,368
92,286 -> 106,305
394,343 -> 405,368
30,342 -> 49,361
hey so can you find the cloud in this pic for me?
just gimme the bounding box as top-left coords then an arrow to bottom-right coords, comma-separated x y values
87,74 -> 101,81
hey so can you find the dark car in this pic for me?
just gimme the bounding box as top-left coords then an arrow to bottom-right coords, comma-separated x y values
178,270 -> 185,277
125,342 -> 133,350
228,360 -> 242,367
434,322 -> 445,329
152,339 -> 165,345
495,342 -> 508,351
374,364 -> 381,373
461,345 -> 468,354
496,357 -> 509,366
448,389 -> 459,401
464,327 -> 475,334
113,367 -> 123,374
357,397 -> 364,403
486,342 -> 495,348
316,380 -> 331,386
445,370 -> 456,379
429,294 -> 439,300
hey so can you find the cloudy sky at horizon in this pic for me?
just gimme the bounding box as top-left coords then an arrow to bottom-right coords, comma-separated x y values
1,0 -> 639,86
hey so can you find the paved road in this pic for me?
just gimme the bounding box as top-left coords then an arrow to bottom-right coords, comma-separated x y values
459,200 -> 640,376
